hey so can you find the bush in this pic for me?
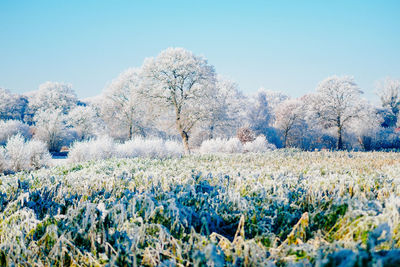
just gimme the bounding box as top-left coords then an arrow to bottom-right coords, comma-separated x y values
225,138 -> 243,153
26,140 -> 52,169
1,134 -> 51,173
5,134 -> 27,171
68,136 -> 183,163
0,120 -> 31,146
243,135 -> 276,152
0,146 -> 6,173
199,136 -> 274,154
237,127 -> 255,144
116,138 -> 165,158
68,136 -> 115,163
198,138 -> 229,154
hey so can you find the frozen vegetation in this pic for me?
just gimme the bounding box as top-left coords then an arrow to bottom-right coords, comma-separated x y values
68,136 -> 184,163
1,151 -> 400,266
1,47 -> 400,266
0,134 -> 51,173
2,49 -> 400,156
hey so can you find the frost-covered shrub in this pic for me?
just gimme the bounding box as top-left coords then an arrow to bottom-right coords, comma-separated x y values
68,136 -> 183,163
199,136 -> 274,154
225,137 -> 243,153
0,146 -> 6,172
26,140 -> 52,169
68,135 -> 115,163
33,108 -> 76,152
117,137 -> 165,158
198,138 -> 229,154
243,135 -> 276,152
5,134 -> 29,171
165,140 -> 184,157
0,120 -> 31,146
1,134 -> 50,172
116,137 -> 183,158
67,141 -> 91,163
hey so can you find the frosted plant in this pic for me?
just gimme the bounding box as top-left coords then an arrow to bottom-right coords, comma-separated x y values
0,146 -> 6,172
26,140 -> 51,169
2,139 -> 400,265
5,133 -> 29,171
68,136 -> 183,162
201,77 -> 248,139
33,108 -> 70,152
164,140 -> 184,157
0,88 -> 28,121
67,139 -> 92,162
243,135 -> 276,152
199,136 -> 274,154
100,68 -> 148,140
307,75 -> 363,150
141,47 -> 217,154
67,105 -> 104,140
27,81 -> 78,114
225,138 -> 243,153
198,138 -> 228,154
237,126 -> 255,144
0,120 -> 31,145
274,98 -> 305,148
376,77 -> 400,125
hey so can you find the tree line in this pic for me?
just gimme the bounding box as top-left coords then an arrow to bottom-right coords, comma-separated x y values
1,47 -> 400,153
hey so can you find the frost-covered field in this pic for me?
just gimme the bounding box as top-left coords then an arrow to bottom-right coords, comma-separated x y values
1,150 -> 400,266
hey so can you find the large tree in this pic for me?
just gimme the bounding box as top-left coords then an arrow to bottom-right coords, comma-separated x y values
204,77 -> 247,138
100,68 -> 147,140
308,75 -> 363,150
141,48 -> 216,153
274,98 -> 304,147
28,81 -> 78,115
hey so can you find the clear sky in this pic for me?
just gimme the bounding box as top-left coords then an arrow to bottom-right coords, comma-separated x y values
0,0 -> 399,101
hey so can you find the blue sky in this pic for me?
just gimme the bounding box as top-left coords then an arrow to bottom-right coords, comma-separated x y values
0,0 -> 399,101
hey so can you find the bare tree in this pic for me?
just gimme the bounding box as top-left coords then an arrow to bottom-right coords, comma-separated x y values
141,48 -> 216,154
376,77 -> 400,127
204,77 -> 247,139
308,75 -> 363,150
274,99 -> 304,147
100,68 -> 147,140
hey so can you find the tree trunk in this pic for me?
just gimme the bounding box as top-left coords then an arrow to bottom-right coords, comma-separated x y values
337,126 -> 343,150
176,120 -> 190,154
180,130 -> 190,154
174,103 -> 190,154
209,125 -> 214,140
128,123 -> 133,140
284,129 -> 289,148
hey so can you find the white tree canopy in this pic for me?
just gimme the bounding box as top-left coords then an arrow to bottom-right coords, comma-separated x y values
0,88 -> 28,121
274,98 -> 304,147
308,75 -> 363,150
28,82 -> 78,114
204,77 -> 247,138
376,77 -> 400,127
141,47 -> 216,153
100,68 -> 147,140
67,105 -> 104,141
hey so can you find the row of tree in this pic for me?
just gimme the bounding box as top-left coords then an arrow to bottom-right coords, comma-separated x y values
1,47 -> 400,153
